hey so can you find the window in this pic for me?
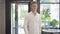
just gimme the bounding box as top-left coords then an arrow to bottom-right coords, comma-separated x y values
40,0 -> 59,3
40,0 -> 59,29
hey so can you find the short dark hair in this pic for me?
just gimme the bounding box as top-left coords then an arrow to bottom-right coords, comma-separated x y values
30,1 -> 37,5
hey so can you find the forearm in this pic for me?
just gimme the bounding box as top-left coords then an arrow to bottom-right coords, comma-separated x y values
24,25 -> 29,34
39,25 -> 42,34
24,16 -> 29,34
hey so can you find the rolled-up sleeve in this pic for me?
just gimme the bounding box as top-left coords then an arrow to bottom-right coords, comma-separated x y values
24,16 -> 29,34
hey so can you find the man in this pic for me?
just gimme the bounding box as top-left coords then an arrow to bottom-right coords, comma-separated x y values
24,1 -> 41,34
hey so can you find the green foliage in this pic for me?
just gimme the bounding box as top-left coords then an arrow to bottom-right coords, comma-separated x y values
41,8 -> 58,26
41,17 -> 46,22
41,8 -> 51,22
18,7 -> 58,27
49,19 -> 58,26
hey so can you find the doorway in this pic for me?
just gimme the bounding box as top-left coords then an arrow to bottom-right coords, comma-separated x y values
11,2 -> 29,34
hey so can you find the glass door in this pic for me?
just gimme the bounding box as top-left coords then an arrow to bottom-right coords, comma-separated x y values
11,3 -> 29,34
18,3 -> 28,34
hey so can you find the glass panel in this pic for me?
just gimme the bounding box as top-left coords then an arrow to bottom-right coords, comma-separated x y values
11,3 -> 15,34
40,4 -> 59,29
18,4 -> 28,34
40,0 -> 59,3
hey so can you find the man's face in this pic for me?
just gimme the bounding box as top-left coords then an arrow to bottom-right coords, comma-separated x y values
31,4 -> 38,11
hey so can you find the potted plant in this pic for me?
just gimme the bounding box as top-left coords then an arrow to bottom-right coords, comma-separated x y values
49,19 -> 58,28
41,8 -> 51,28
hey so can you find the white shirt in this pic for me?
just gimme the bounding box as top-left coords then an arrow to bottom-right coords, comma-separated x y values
24,12 -> 41,34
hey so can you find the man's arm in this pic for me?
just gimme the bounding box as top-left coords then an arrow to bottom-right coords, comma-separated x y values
39,16 -> 42,34
24,16 -> 29,34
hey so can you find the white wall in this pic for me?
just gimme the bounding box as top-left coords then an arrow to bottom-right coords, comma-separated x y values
0,0 -> 5,34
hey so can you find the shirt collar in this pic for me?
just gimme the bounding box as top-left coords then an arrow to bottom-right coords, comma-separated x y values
30,11 -> 39,16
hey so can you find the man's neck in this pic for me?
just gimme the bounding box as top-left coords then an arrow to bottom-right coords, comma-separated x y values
32,11 -> 37,16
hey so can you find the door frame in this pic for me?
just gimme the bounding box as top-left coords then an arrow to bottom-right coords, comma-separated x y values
5,1 -> 31,34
